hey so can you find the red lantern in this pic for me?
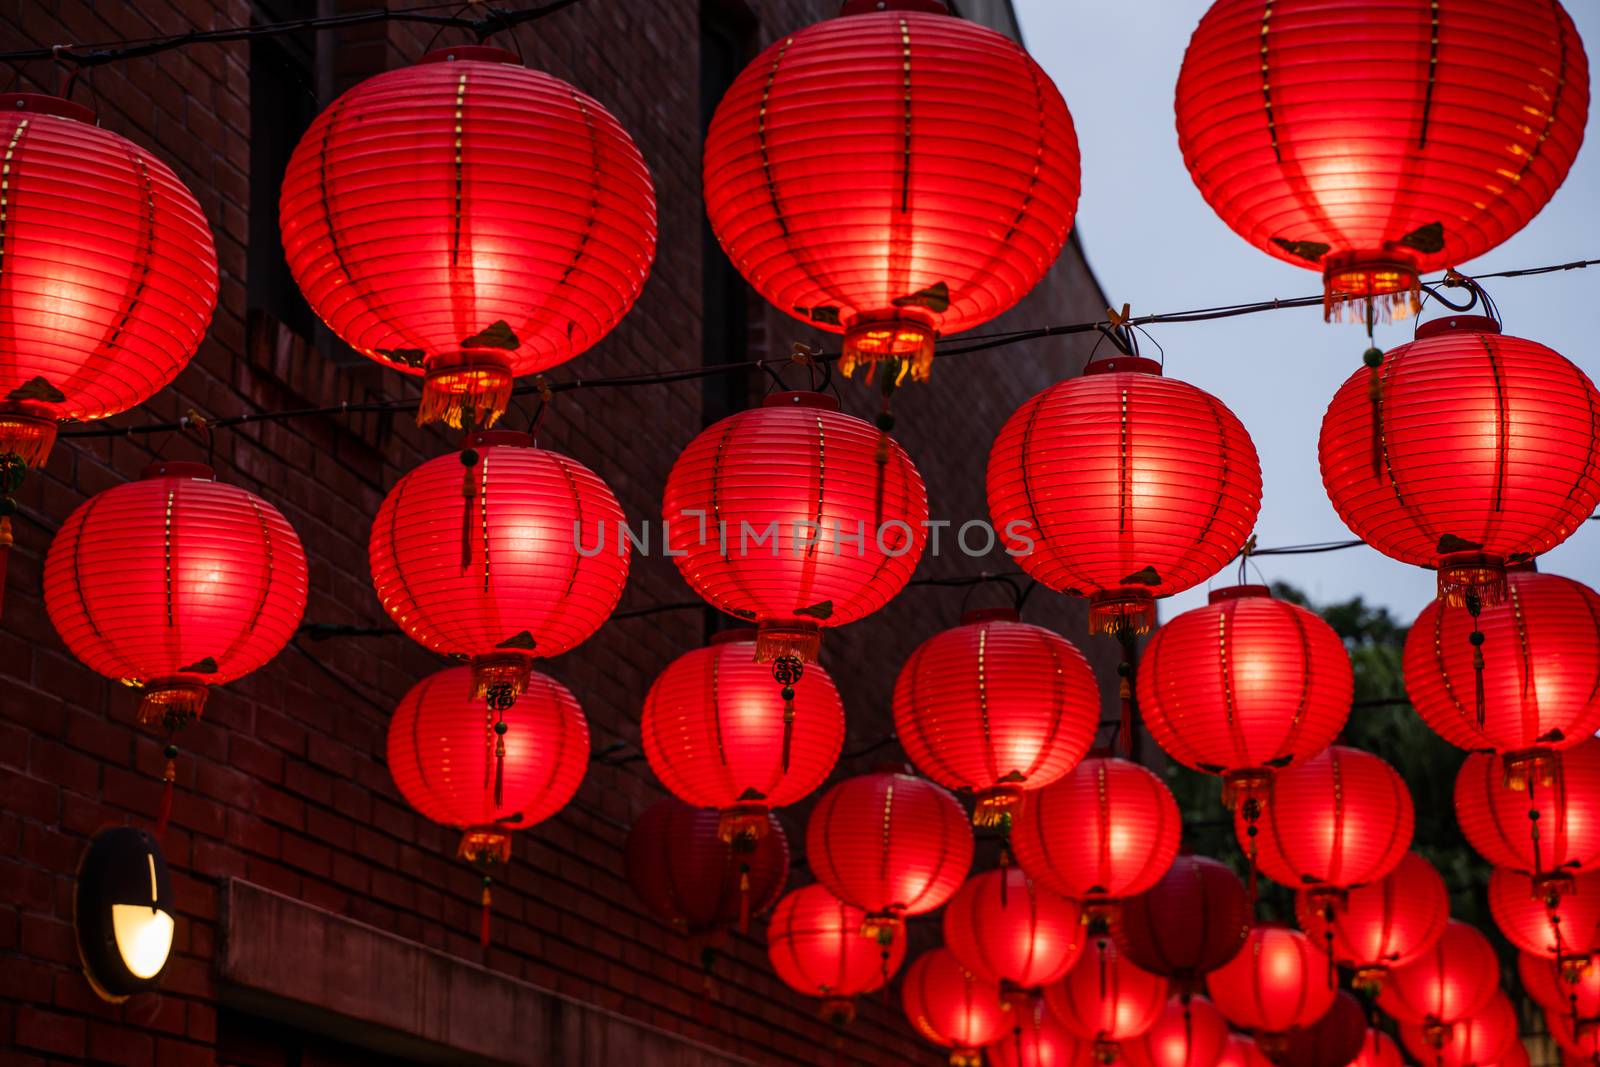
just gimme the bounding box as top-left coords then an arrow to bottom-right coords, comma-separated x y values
640,629 -> 845,840
766,883 -> 907,1024
1550,1006 -> 1600,1061
987,357 -> 1262,635
625,797 -> 788,939
44,462 -> 306,727
1377,920 -> 1500,1035
985,996 -> 1093,1067
281,47 -> 656,428
1520,951 -> 1600,1019
1399,992 -> 1518,1067
1112,854 -> 1251,988
1206,925 -> 1336,1041
1264,992 -> 1367,1067
1490,868 -> 1600,967
702,1 -> 1080,382
1320,318 -> 1600,606
1044,937 -> 1169,1056
1138,585 -> 1352,804
1294,851 -> 1449,988
902,947 -> 1010,1067
1217,1033 -> 1274,1067
804,767 -> 972,942
1116,994 -> 1230,1067
894,607 -> 1099,824
369,431 -> 628,707
1236,745 -> 1413,902
1012,755 -> 1182,908
1176,0 -> 1588,319
943,868 -> 1084,995
1350,1030 -> 1405,1067
1455,739 -> 1600,887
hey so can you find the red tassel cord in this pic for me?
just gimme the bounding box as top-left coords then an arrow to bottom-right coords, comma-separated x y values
772,656 -> 803,775
998,814 -> 1013,909
872,372 -> 899,531
460,445 -> 479,572
1116,633 -> 1137,759
738,861 -> 752,935
1240,797 -> 1262,912
492,718 -> 507,811
1465,590 -> 1486,730
155,741 -> 178,836
480,875 -> 493,949
1364,343 -> 1385,478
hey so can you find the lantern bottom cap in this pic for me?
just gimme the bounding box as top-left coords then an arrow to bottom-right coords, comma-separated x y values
1221,767 -> 1274,810
1352,965 -> 1389,994
1437,552 -> 1507,608
0,408 -> 58,467
458,825 -> 514,866
1503,747 -> 1558,792
470,651 -> 534,710
861,908 -> 903,943
717,803 -> 770,845
819,995 -> 857,1027
755,620 -> 822,664
972,783 -> 1025,827
1323,252 -> 1421,323
419,353 -> 514,429
135,679 -> 210,731
839,314 -> 936,385
1087,590 -> 1156,636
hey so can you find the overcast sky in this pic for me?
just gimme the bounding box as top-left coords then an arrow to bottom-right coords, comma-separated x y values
1012,1 -> 1600,625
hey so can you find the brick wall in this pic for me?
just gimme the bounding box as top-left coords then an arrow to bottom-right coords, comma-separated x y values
0,2 -> 1113,1064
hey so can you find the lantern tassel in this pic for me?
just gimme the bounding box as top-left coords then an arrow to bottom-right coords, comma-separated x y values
873,385 -> 896,531
460,444 -> 478,571
480,876 -> 493,949
1240,796 -> 1262,912
739,861 -> 752,935
1364,347 -> 1385,478
773,656 -> 802,775
998,825 -> 1011,909
1466,590 -> 1486,730
1117,632 -> 1136,759
493,733 -> 506,810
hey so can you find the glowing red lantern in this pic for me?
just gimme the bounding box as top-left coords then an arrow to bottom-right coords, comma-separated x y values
894,607 -> 1099,824
1176,0 -> 1588,318
1116,994 -> 1230,1067
766,883 -> 907,1024
1520,951 -> 1600,1019
1455,739 -> 1600,886
1206,925 -> 1336,1041
902,947 -> 1010,1067
1320,317 -> 1600,606
1012,755 -> 1182,908
281,47 -> 656,427
943,868 -> 1084,995
1138,585 -> 1352,804
1236,745 -> 1413,901
986,996 -> 1092,1067
1350,1030 -> 1405,1067
1044,937 -> 1169,1056
1490,868 -> 1600,966
1265,991 -> 1367,1067
1112,854 -> 1251,988
1377,920 -> 1500,1036
804,767 -> 972,942
1217,1033 -> 1274,1067
987,357 -> 1261,635
1294,851 -> 1449,988
369,432 -> 628,707
625,797 -> 788,939
1399,992 -> 1518,1067
1550,1006 -> 1600,1061
640,629 -> 845,840
703,1 -> 1079,382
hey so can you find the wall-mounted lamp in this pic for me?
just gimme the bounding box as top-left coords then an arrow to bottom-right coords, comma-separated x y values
74,827 -> 174,1001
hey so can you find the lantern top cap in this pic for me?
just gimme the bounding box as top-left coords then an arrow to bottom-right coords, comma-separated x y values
709,628 -> 757,647
417,45 -> 521,67
1,93 -> 95,124
840,0 -> 950,14
140,461 -> 214,482
960,606 -> 1020,625
1208,584 -> 1272,604
761,390 -> 841,412
1414,314 -> 1502,341
465,429 -> 533,449
1084,356 -> 1162,378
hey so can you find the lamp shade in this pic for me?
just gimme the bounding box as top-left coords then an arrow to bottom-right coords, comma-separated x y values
943,867 -> 1084,991
624,798 -> 788,938
1112,853 -> 1251,986
1116,994 -> 1231,1067
1265,991 -> 1367,1067
893,607 -> 1099,824
1294,851 -> 1449,983
1489,868 -> 1600,963
766,883 -> 907,1022
902,947 -> 1010,1067
703,1 -> 1080,381
1206,925 -> 1336,1037
1377,920 -> 1501,1028
987,357 -> 1261,636
280,47 -> 656,427
1454,739 -> 1600,881
1399,992 -> 1518,1067
74,827 -> 174,1002
1044,937 -> 1170,1048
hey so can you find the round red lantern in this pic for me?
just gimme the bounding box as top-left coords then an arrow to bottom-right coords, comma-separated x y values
1320,317 -> 1600,606
987,357 -> 1262,635
280,47 -> 656,428
1044,937 -> 1169,1055
1490,868 -> 1600,967
703,1 -> 1079,383
1012,755 -> 1181,908
625,797 -> 788,939
943,868 -> 1084,995
1550,1005 -> 1600,1061
894,607 -> 1099,824
1350,1030 -> 1406,1067
986,996 -> 1092,1067
1112,854 -> 1251,988
640,629 -> 845,840
369,432 -> 628,707
1176,0 -> 1588,318
1264,991 -> 1367,1067
804,767 -> 972,942
1217,1033 -> 1275,1067
1116,994 -> 1230,1067
1206,925 -> 1336,1041
1138,585 -> 1352,804
1377,920 -> 1500,1035
0,95 -> 216,471
1455,739 -> 1600,886
902,947 -> 1010,1067
1520,951 -> 1600,1019
1294,851 -> 1449,988
44,462 -> 307,727
1400,992 -> 1518,1067
1236,745 -> 1413,901
766,883 -> 907,1024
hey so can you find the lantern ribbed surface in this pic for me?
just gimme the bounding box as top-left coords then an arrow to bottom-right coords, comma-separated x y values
986,358 -> 1261,636
386,666 -> 587,837
1111,854 -> 1251,984
1350,1031 -> 1405,1067
1206,925 -> 1336,1036
640,629 -> 845,823
766,884 -> 907,1008
1012,755 -> 1181,904
1217,1033 -> 1274,1067
43,462 -> 307,723
1116,994 -> 1230,1067
1293,851 -> 1448,977
1267,991 -> 1367,1067
1044,937 -> 1169,1046
1490,868 -> 1600,961
986,996 -> 1092,1067
1320,319 -> 1600,604
1520,950 -> 1600,1017
1376,919 -> 1500,1027
805,768 -> 972,929
1238,745 -> 1413,892
942,868 -> 1084,990
893,608 -> 1099,823
280,47 -> 656,428
624,798 -> 787,937
901,947 -> 1010,1061
369,432 -> 628,700
0,95 -> 217,465
1405,570 -> 1600,756
663,392 -> 927,661
1139,584 -> 1352,791
1175,0 -> 1588,315
1399,992 -> 1518,1067
1454,739 -> 1600,876
702,4 -> 1080,381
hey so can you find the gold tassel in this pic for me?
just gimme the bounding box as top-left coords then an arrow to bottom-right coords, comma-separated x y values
419,357 -> 512,429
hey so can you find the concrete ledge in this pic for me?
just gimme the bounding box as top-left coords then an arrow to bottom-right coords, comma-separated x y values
217,879 -> 762,1067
